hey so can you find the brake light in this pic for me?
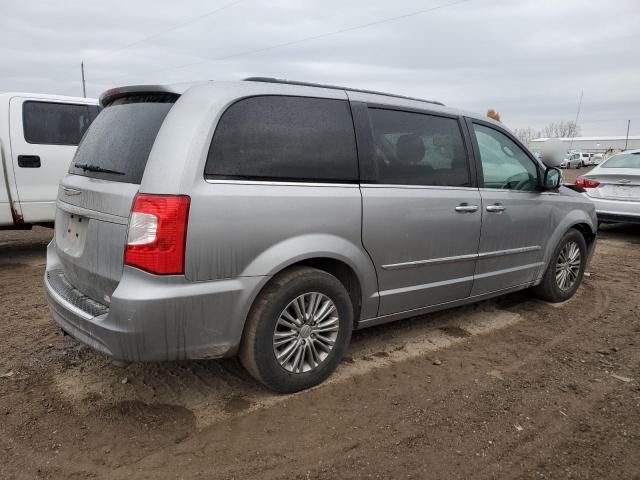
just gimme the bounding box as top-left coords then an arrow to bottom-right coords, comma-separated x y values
575,177 -> 600,189
125,194 -> 190,275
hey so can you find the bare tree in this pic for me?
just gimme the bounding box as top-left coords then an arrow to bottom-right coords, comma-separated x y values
540,121 -> 580,138
513,126 -> 538,145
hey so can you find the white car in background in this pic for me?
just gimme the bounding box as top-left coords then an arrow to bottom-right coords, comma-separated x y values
580,152 -> 596,166
0,93 -> 99,228
575,149 -> 640,225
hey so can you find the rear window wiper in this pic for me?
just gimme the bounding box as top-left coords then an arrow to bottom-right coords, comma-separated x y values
74,163 -> 125,175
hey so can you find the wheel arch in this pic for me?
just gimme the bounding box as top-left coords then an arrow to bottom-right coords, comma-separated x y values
238,233 -> 379,327
539,211 -> 596,281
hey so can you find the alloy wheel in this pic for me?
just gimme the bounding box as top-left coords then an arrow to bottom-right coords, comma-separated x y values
555,241 -> 581,291
273,292 -> 339,374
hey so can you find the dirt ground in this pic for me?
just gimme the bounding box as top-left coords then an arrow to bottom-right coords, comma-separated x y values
1,220 -> 639,480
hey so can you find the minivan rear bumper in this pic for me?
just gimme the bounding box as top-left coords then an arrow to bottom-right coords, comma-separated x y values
45,241 -> 266,362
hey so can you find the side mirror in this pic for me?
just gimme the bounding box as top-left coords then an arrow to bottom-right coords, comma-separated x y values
543,167 -> 562,190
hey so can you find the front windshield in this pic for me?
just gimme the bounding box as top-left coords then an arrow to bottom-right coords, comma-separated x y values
602,153 -> 640,169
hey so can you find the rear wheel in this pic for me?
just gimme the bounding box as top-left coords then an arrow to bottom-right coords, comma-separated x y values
533,229 -> 587,302
239,266 -> 353,393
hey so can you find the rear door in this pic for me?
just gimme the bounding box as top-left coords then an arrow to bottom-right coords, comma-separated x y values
53,94 -> 176,305
9,97 -> 99,222
468,120 -> 552,296
357,104 -> 481,316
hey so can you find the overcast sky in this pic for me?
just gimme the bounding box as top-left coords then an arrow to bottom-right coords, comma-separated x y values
2,0 -> 639,135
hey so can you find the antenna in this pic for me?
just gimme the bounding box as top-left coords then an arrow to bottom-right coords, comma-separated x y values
568,91 -> 583,151
624,120 -> 631,150
81,61 -> 87,98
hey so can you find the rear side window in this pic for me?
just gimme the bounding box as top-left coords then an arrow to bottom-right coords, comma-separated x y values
69,97 -> 175,184
368,108 -> 470,187
206,96 -> 358,182
22,101 -> 100,146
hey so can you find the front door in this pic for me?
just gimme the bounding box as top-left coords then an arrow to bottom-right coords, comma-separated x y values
468,120 -> 553,296
359,106 -> 482,316
9,97 -> 98,222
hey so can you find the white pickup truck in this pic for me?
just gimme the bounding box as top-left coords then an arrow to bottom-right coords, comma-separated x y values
0,93 -> 99,228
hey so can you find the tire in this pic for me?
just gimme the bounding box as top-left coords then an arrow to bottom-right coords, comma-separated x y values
239,266 -> 353,393
533,229 -> 587,302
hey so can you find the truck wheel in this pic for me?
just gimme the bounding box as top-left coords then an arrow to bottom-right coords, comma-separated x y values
239,266 -> 353,393
533,229 -> 587,303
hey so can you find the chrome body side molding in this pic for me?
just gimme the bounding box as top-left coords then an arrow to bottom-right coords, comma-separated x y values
381,245 -> 541,270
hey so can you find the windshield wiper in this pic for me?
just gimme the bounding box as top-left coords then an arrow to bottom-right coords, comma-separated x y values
74,163 -> 125,175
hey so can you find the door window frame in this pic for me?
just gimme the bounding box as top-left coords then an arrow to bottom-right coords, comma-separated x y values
464,117 -> 543,192
352,101 -> 478,188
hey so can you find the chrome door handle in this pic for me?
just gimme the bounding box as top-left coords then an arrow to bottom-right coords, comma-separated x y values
486,204 -> 505,212
455,204 -> 479,213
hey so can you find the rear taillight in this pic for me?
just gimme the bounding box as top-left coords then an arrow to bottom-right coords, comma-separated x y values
124,194 -> 190,275
575,176 -> 600,189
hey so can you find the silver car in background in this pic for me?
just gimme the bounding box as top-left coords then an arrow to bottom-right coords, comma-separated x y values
576,149 -> 640,224
44,78 -> 597,393
561,151 -> 585,169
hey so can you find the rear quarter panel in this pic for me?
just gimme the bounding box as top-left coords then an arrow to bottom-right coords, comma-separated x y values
185,181 -> 378,320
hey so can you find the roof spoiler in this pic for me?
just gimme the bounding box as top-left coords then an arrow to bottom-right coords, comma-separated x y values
99,85 -> 181,107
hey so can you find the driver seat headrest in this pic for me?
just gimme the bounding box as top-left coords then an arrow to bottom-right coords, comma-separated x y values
396,134 -> 425,165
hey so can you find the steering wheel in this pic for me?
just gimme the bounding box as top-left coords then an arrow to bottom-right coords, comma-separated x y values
502,174 -> 533,190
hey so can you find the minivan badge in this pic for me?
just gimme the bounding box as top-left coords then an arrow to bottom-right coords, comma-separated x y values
63,187 -> 82,196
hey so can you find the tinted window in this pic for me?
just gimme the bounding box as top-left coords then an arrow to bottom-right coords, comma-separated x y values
206,96 -> 358,182
368,108 -> 470,187
68,98 -> 174,184
473,124 -> 539,191
23,101 -> 99,146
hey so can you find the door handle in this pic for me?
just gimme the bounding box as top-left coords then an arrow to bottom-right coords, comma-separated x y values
486,204 -> 506,213
455,204 -> 479,213
17,155 -> 41,168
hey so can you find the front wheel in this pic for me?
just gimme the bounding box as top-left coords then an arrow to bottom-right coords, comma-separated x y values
533,229 -> 587,302
239,266 -> 353,393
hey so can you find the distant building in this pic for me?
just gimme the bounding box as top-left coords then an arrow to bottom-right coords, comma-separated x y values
530,136 -> 640,154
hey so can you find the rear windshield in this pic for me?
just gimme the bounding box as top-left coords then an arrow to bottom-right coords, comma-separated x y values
68,95 -> 176,184
602,152 -> 640,169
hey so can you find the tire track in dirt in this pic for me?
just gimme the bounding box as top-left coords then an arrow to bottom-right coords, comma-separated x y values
50,300 -> 526,429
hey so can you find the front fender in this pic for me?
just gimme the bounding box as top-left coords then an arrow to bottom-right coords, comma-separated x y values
539,207 -> 597,280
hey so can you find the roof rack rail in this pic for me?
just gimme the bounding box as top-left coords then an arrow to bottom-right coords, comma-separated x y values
243,77 -> 445,106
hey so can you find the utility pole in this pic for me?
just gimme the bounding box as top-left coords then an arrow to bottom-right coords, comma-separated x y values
81,61 -> 86,98
624,120 -> 630,150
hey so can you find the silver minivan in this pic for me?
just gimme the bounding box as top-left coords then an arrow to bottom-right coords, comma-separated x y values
45,78 -> 597,392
